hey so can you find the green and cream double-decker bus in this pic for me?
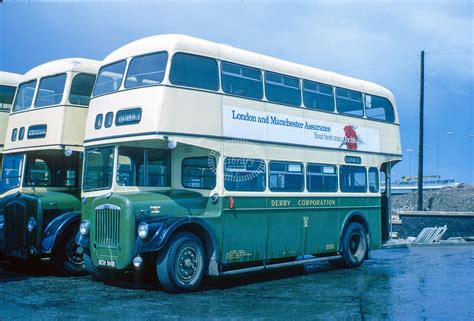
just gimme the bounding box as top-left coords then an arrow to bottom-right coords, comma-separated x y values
77,34 -> 401,292
0,58 -> 99,275
0,72 -> 23,169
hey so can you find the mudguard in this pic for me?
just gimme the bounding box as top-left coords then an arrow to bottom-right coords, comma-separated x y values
41,211 -> 81,254
134,216 -> 217,254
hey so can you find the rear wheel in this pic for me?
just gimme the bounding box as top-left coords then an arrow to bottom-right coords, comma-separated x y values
330,222 -> 368,268
51,227 -> 86,276
156,232 -> 205,293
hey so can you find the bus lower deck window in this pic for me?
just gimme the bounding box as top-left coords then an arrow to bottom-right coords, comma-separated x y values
307,163 -> 338,192
269,161 -> 304,192
340,165 -> 367,193
368,167 -> 380,193
182,157 -> 216,190
224,158 -> 266,192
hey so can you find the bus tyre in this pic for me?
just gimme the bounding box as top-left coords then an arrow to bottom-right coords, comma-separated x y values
156,232 -> 205,293
84,253 -> 105,282
51,228 -> 86,276
331,222 -> 368,268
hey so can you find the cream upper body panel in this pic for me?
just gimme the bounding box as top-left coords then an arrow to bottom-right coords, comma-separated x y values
0,71 -> 23,87
0,71 -> 22,154
86,34 -> 401,159
4,59 -> 100,154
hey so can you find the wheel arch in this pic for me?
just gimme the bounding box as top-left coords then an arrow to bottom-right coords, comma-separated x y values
172,221 -> 220,276
137,217 -> 220,276
41,211 -> 81,254
339,210 -> 371,252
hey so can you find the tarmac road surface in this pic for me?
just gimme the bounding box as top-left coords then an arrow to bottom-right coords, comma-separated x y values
0,244 -> 473,320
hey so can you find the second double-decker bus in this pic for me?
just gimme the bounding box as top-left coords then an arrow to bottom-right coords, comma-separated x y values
77,34 -> 401,292
0,72 -> 23,169
0,58 -> 99,275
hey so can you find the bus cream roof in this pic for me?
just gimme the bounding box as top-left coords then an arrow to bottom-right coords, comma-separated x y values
102,34 -> 396,102
23,58 -> 100,81
0,71 -> 23,87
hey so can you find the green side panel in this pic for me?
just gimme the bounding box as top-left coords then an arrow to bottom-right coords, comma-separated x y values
222,210 -> 267,263
222,196 -> 381,264
266,208 -> 305,259
305,208 -> 340,254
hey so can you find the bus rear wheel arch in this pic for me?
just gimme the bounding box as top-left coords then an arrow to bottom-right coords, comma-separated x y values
330,220 -> 369,268
156,231 -> 206,293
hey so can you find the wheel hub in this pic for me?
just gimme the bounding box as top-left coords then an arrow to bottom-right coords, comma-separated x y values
66,238 -> 84,266
177,247 -> 198,282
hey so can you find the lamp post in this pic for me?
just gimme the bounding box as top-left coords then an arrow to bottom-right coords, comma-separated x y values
436,131 -> 454,177
406,148 -> 414,176
469,135 -> 474,183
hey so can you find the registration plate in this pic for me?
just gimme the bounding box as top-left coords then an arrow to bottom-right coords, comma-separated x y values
9,249 -> 23,258
98,259 -> 116,268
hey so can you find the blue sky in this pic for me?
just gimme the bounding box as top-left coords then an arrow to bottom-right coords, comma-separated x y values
1,1 -> 473,182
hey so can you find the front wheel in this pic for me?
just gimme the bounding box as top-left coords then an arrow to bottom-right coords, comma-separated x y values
156,232 -> 205,293
330,222 -> 368,268
51,228 -> 86,276
84,253 -> 105,282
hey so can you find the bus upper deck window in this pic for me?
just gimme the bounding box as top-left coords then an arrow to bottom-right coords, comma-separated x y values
35,73 -> 67,108
265,72 -> 301,107
12,80 -> 37,112
169,53 -> 219,91
365,94 -> 395,123
0,85 -> 17,111
303,80 -> 334,112
93,60 -> 127,97
336,88 -> 363,117
69,73 -> 96,106
124,52 -> 168,89
221,62 -> 263,99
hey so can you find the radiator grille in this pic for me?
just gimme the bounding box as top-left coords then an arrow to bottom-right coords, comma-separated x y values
95,205 -> 121,248
4,202 -> 27,248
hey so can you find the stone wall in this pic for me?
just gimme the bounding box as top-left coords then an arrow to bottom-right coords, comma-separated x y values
392,211 -> 474,239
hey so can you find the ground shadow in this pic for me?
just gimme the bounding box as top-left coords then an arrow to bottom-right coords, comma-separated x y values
102,261 -> 336,293
0,259 -> 56,283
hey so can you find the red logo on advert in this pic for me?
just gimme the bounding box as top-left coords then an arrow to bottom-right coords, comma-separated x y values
342,125 -> 359,150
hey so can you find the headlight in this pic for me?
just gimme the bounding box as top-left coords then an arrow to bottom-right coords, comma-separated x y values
138,222 -> 149,239
27,217 -> 36,232
0,214 -> 4,229
79,220 -> 90,236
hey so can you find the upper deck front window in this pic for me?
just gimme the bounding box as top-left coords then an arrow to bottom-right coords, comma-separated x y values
12,80 -> 37,112
0,85 -> 17,111
93,60 -> 127,97
69,73 -> 96,106
0,154 -> 24,194
35,73 -> 67,108
124,52 -> 168,89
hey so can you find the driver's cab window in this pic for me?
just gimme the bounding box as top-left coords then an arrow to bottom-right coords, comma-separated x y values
25,152 -> 79,188
26,158 -> 51,186
117,146 -> 171,187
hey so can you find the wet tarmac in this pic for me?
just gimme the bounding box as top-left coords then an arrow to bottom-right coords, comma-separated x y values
0,244 -> 473,320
